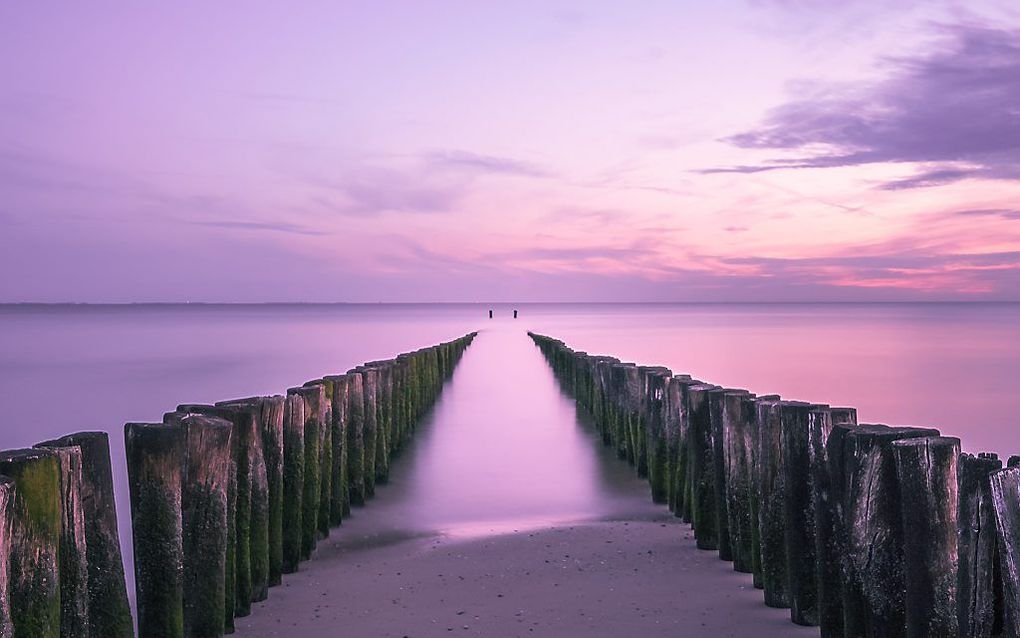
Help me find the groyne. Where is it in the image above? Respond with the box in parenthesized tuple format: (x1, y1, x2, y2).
(529, 332, 1017, 638)
(0, 332, 475, 637)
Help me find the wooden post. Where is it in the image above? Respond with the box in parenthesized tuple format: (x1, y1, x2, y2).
(990, 467, 1020, 636)
(346, 372, 366, 507)
(281, 393, 304, 574)
(177, 403, 270, 611)
(688, 383, 721, 550)
(892, 436, 960, 638)
(841, 425, 939, 637)
(708, 388, 736, 562)
(218, 396, 285, 588)
(0, 477, 13, 638)
(324, 375, 350, 526)
(812, 409, 858, 638)
(34, 445, 89, 637)
(0, 449, 62, 638)
(755, 395, 787, 607)
(286, 385, 323, 560)
(302, 380, 333, 540)
(354, 366, 379, 499)
(958, 453, 1004, 638)
(779, 401, 826, 626)
(722, 389, 756, 574)
(163, 413, 233, 638)
(125, 424, 185, 638)
(643, 367, 673, 504)
(36, 432, 132, 638)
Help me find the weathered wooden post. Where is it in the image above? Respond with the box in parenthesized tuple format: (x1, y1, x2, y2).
(325, 375, 350, 525)
(1009, 456, 1020, 469)
(755, 395, 787, 607)
(780, 401, 828, 626)
(346, 372, 366, 507)
(125, 423, 185, 638)
(281, 393, 305, 573)
(643, 367, 673, 504)
(177, 403, 270, 611)
(958, 453, 1004, 638)
(663, 375, 686, 515)
(811, 409, 857, 638)
(990, 467, 1020, 636)
(36, 432, 133, 637)
(34, 444, 89, 637)
(707, 387, 737, 562)
(287, 385, 323, 560)
(841, 425, 939, 637)
(0, 449, 62, 638)
(892, 436, 960, 638)
(354, 366, 379, 499)
(218, 395, 285, 588)
(163, 413, 233, 638)
(688, 383, 721, 550)
(0, 477, 12, 638)
(303, 380, 333, 540)
(722, 389, 756, 574)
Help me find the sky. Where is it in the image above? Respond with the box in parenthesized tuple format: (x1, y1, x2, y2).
(2, 1, 1020, 302)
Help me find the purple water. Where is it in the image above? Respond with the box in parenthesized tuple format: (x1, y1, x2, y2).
(1, 302, 1018, 614)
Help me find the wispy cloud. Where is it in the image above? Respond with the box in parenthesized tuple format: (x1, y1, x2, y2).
(193, 220, 327, 236)
(423, 150, 551, 178)
(708, 24, 1020, 188)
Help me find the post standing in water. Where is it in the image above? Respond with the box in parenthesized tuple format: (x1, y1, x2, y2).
(489, 309, 493, 319)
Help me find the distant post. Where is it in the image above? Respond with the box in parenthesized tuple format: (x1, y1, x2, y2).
(489, 309, 493, 318)
(514, 309, 518, 318)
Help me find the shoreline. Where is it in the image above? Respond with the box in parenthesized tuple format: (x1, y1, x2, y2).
(236, 514, 815, 637)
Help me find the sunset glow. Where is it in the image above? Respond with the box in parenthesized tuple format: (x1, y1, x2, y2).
(3, 1, 1020, 301)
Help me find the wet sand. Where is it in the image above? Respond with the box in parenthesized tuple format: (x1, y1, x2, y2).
(235, 326, 815, 636)
(236, 510, 814, 637)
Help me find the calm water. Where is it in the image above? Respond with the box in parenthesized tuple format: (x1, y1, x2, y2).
(1, 302, 1019, 606)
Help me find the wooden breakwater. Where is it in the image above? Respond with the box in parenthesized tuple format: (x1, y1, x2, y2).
(0, 333, 475, 638)
(529, 332, 1019, 638)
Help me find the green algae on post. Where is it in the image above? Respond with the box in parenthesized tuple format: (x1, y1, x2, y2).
(33, 444, 89, 637)
(281, 393, 305, 573)
(165, 413, 233, 638)
(125, 423, 185, 638)
(0, 448, 62, 638)
(37, 432, 133, 638)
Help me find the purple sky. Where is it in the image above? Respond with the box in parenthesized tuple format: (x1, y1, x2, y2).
(2, 1, 1020, 302)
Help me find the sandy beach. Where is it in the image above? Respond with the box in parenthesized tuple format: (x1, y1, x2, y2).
(236, 506, 814, 638)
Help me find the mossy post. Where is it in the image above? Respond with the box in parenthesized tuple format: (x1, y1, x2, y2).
(721, 389, 755, 574)
(780, 401, 826, 626)
(219, 396, 285, 588)
(643, 368, 672, 505)
(664, 375, 689, 515)
(755, 396, 788, 608)
(302, 380, 333, 539)
(288, 384, 323, 560)
(369, 363, 392, 483)
(0, 449, 61, 638)
(958, 453, 1004, 638)
(0, 477, 13, 638)
(687, 383, 720, 550)
(346, 372, 366, 507)
(281, 393, 304, 574)
(813, 410, 858, 638)
(989, 467, 1020, 635)
(892, 436, 960, 638)
(707, 388, 735, 562)
(125, 424, 185, 638)
(177, 403, 270, 612)
(841, 425, 939, 637)
(356, 366, 379, 499)
(37, 432, 132, 638)
(744, 393, 770, 589)
(325, 375, 350, 525)
(165, 413, 232, 638)
(34, 445, 89, 637)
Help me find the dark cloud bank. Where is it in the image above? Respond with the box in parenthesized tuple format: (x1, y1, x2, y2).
(710, 24, 1020, 188)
